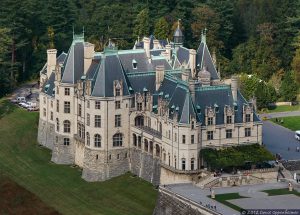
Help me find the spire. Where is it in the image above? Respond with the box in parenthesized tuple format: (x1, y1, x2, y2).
(177, 19, 181, 29)
(173, 19, 183, 46)
(201, 28, 207, 44)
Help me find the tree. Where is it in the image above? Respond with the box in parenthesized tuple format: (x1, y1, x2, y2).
(291, 35, 300, 85)
(154, 17, 169, 40)
(133, 8, 150, 38)
(279, 72, 298, 102)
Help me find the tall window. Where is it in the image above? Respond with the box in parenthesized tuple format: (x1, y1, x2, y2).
(95, 115, 101, 127)
(63, 138, 70, 146)
(115, 115, 121, 127)
(191, 121, 195, 129)
(115, 101, 121, 109)
(115, 88, 121, 96)
(78, 104, 82, 117)
(87, 113, 90, 126)
(137, 102, 142, 111)
(113, 133, 123, 147)
(182, 159, 186, 170)
(208, 117, 213, 125)
(43, 108, 46, 117)
(245, 128, 251, 137)
(64, 101, 70, 113)
(95, 101, 101, 109)
(56, 118, 59, 132)
(51, 101, 53, 108)
(50, 111, 53, 120)
(226, 129, 232, 139)
(64, 120, 71, 133)
(56, 100, 59, 112)
(191, 158, 195, 170)
(94, 134, 101, 147)
(207, 131, 213, 140)
(87, 100, 90, 108)
(56, 86, 59, 95)
(182, 135, 186, 144)
(65, 88, 70, 96)
(191, 135, 194, 144)
(226, 115, 232, 124)
(246, 114, 251, 122)
(86, 132, 90, 146)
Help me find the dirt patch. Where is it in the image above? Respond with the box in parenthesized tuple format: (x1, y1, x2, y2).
(0, 176, 60, 215)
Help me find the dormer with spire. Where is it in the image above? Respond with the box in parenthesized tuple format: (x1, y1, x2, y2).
(173, 19, 183, 47)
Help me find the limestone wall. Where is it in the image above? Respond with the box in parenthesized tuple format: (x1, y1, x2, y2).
(51, 134, 75, 164)
(37, 118, 55, 150)
(160, 167, 194, 185)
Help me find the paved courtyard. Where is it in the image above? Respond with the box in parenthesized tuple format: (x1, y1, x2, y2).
(167, 182, 299, 215)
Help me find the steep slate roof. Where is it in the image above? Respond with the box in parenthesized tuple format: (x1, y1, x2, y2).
(91, 54, 131, 97)
(127, 73, 156, 93)
(196, 42, 219, 80)
(177, 46, 190, 65)
(118, 50, 153, 73)
(152, 58, 172, 70)
(42, 72, 55, 96)
(61, 41, 84, 84)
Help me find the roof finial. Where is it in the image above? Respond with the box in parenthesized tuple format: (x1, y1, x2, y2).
(177, 18, 181, 29)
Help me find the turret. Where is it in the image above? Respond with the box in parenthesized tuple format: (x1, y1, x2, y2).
(173, 19, 183, 46)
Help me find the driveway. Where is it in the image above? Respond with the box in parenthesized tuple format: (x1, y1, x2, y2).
(260, 111, 300, 119)
(263, 120, 300, 160)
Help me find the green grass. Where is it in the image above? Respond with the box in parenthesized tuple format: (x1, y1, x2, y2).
(261, 105, 300, 113)
(270, 116, 300, 131)
(262, 188, 300, 197)
(0, 99, 158, 215)
(211, 192, 247, 212)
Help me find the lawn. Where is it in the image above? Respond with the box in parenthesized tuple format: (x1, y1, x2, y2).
(262, 188, 300, 197)
(211, 192, 247, 212)
(0, 99, 158, 215)
(262, 105, 300, 113)
(270, 116, 300, 131)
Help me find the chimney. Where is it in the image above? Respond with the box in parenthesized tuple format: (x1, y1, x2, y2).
(84, 42, 95, 74)
(143, 37, 151, 59)
(231, 76, 238, 102)
(189, 49, 196, 78)
(156, 65, 165, 90)
(153, 39, 160, 49)
(189, 80, 196, 102)
(47, 49, 57, 78)
(165, 44, 172, 61)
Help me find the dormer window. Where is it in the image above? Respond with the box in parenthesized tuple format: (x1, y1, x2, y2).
(234, 103, 238, 111)
(132, 59, 137, 69)
(208, 117, 213, 126)
(214, 104, 219, 113)
(196, 105, 201, 114)
(246, 114, 251, 123)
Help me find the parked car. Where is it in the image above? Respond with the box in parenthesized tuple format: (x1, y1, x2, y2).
(27, 106, 39, 111)
(295, 131, 300, 141)
(19, 102, 30, 108)
(11, 96, 26, 103)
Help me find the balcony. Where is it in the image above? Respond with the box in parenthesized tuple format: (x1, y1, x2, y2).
(134, 125, 162, 139)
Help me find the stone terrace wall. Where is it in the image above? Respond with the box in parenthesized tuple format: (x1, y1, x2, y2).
(37, 118, 55, 150)
(130, 148, 161, 186)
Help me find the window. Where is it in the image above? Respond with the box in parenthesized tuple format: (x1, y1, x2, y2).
(94, 134, 101, 147)
(246, 114, 251, 122)
(191, 135, 194, 144)
(182, 159, 186, 170)
(245, 128, 251, 137)
(208, 117, 213, 125)
(117, 154, 120, 159)
(56, 86, 59, 95)
(64, 101, 70, 113)
(191, 158, 195, 170)
(78, 104, 82, 117)
(115, 101, 121, 109)
(87, 101, 90, 108)
(113, 133, 123, 147)
(182, 135, 186, 144)
(115, 88, 121, 96)
(50, 111, 53, 120)
(95, 115, 101, 128)
(43, 108, 46, 117)
(87, 113, 90, 126)
(207, 131, 213, 140)
(56, 100, 59, 112)
(86, 132, 90, 146)
(125, 153, 127, 158)
(109, 154, 111, 160)
(64, 120, 71, 133)
(226, 129, 232, 139)
(51, 101, 53, 108)
(95, 101, 101, 109)
(191, 121, 195, 129)
(56, 118, 59, 132)
(168, 130, 171, 139)
(65, 88, 70, 96)
(115, 115, 121, 127)
(96, 155, 99, 160)
(226, 115, 232, 124)
(56, 136, 58, 143)
(137, 102, 142, 111)
(63, 138, 70, 146)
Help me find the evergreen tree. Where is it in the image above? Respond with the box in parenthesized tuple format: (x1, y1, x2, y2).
(133, 8, 150, 38)
(279, 72, 298, 102)
(291, 35, 300, 85)
(154, 17, 169, 40)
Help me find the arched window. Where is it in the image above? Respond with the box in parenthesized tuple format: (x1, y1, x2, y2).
(191, 158, 195, 170)
(182, 158, 186, 170)
(135, 116, 144, 126)
(63, 120, 70, 133)
(113, 133, 123, 147)
(94, 134, 101, 147)
(86, 132, 90, 146)
(56, 118, 59, 132)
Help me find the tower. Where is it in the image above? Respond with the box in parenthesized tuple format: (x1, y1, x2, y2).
(173, 19, 183, 46)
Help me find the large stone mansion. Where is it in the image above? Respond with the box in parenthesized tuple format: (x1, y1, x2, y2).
(38, 24, 262, 185)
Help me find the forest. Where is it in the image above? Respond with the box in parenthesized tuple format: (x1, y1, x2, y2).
(0, 0, 299, 107)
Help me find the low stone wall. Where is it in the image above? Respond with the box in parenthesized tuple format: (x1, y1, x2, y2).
(130, 148, 161, 186)
(37, 118, 55, 150)
(153, 188, 219, 215)
(51, 134, 75, 164)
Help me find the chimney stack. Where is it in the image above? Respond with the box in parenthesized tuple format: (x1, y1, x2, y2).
(165, 44, 172, 61)
(156, 65, 165, 90)
(153, 39, 160, 49)
(84, 42, 95, 74)
(143, 37, 151, 59)
(47, 49, 57, 78)
(189, 49, 196, 78)
(231, 76, 238, 102)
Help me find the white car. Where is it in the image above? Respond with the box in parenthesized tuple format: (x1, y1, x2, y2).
(295, 131, 300, 141)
